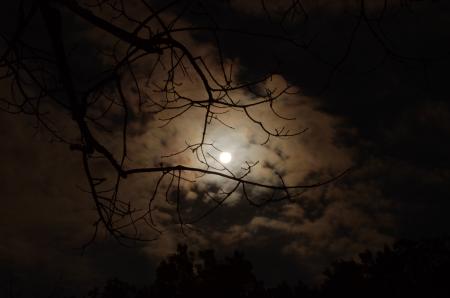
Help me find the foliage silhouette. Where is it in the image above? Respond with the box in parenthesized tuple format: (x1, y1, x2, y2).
(151, 244, 261, 298)
(321, 237, 450, 297)
(85, 238, 450, 298)
(4, 238, 449, 297)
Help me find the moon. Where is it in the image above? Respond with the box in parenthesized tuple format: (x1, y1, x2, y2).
(219, 151, 232, 164)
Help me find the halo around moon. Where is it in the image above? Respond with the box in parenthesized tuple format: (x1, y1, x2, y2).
(219, 151, 232, 164)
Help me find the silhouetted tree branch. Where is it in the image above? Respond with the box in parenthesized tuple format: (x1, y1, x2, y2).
(0, 0, 357, 244)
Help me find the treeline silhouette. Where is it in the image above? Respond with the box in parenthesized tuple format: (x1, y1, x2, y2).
(13, 238, 450, 298)
(84, 237, 450, 298)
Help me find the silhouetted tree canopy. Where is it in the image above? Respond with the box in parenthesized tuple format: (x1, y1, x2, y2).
(3, 237, 450, 297)
(72, 237, 450, 298)
(152, 244, 261, 298)
(321, 238, 450, 297)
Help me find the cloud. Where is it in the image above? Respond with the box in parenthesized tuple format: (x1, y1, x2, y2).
(208, 176, 396, 282)
(3, 0, 450, 289)
(2, 0, 357, 284)
(229, 0, 421, 18)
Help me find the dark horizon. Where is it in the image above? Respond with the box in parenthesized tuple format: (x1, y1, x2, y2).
(5, 237, 450, 297)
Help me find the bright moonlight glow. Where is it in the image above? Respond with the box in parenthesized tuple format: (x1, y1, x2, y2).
(219, 151, 232, 164)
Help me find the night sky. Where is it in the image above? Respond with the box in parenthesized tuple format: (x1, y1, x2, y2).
(1, 0, 450, 296)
